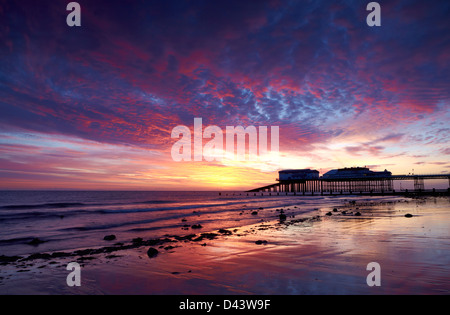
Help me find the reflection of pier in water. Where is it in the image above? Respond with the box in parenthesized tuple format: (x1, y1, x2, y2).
(248, 174, 450, 196)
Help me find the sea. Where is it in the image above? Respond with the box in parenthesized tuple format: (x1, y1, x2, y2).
(1, 190, 449, 295)
(0, 190, 362, 257)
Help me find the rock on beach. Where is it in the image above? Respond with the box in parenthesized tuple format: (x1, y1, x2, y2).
(147, 247, 159, 258)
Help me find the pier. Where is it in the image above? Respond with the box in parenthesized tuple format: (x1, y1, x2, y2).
(247, 173, 450, 196)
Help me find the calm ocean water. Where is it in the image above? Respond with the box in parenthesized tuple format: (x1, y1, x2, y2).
(0, 190, 357, 257)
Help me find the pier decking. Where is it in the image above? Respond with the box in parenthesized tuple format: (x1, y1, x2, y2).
(247, 174, 450, 196)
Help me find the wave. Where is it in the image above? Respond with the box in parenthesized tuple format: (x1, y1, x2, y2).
(0, 236, 37, 245)
(0, 201, 224, 224)
(0, 210, 83, 222)
(0, 199, 178, 211)
(131, 200, 173, 205)
(0, 202, 86, 210)
(60, 217, 165, 232)
(0, 196, 308, 225)
(98, 203, 221, 214)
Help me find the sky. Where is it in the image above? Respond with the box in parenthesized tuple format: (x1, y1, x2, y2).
(0, 0, 449, 190)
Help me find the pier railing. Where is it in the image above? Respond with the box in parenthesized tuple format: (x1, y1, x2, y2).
(247, 173, 450, 195)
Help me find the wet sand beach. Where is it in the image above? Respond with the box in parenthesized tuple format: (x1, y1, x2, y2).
(0, 195, 449, 295)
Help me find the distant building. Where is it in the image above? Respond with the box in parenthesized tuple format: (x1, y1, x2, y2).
(322, 167, 391, 179)
(278, 169, 320, 181)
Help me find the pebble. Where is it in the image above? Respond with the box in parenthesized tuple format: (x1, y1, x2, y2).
(103, 235, 116, 241)
(147, 247, 159, 258)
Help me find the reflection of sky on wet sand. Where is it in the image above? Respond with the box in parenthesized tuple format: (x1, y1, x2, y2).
(79, 197, 449, 294)
(142, 197, 450, 294)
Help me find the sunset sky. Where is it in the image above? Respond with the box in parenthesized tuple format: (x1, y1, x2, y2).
(0, 0, 449, 190)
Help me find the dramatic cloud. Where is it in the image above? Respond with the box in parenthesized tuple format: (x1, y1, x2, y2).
(0, 0, 449, 189)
